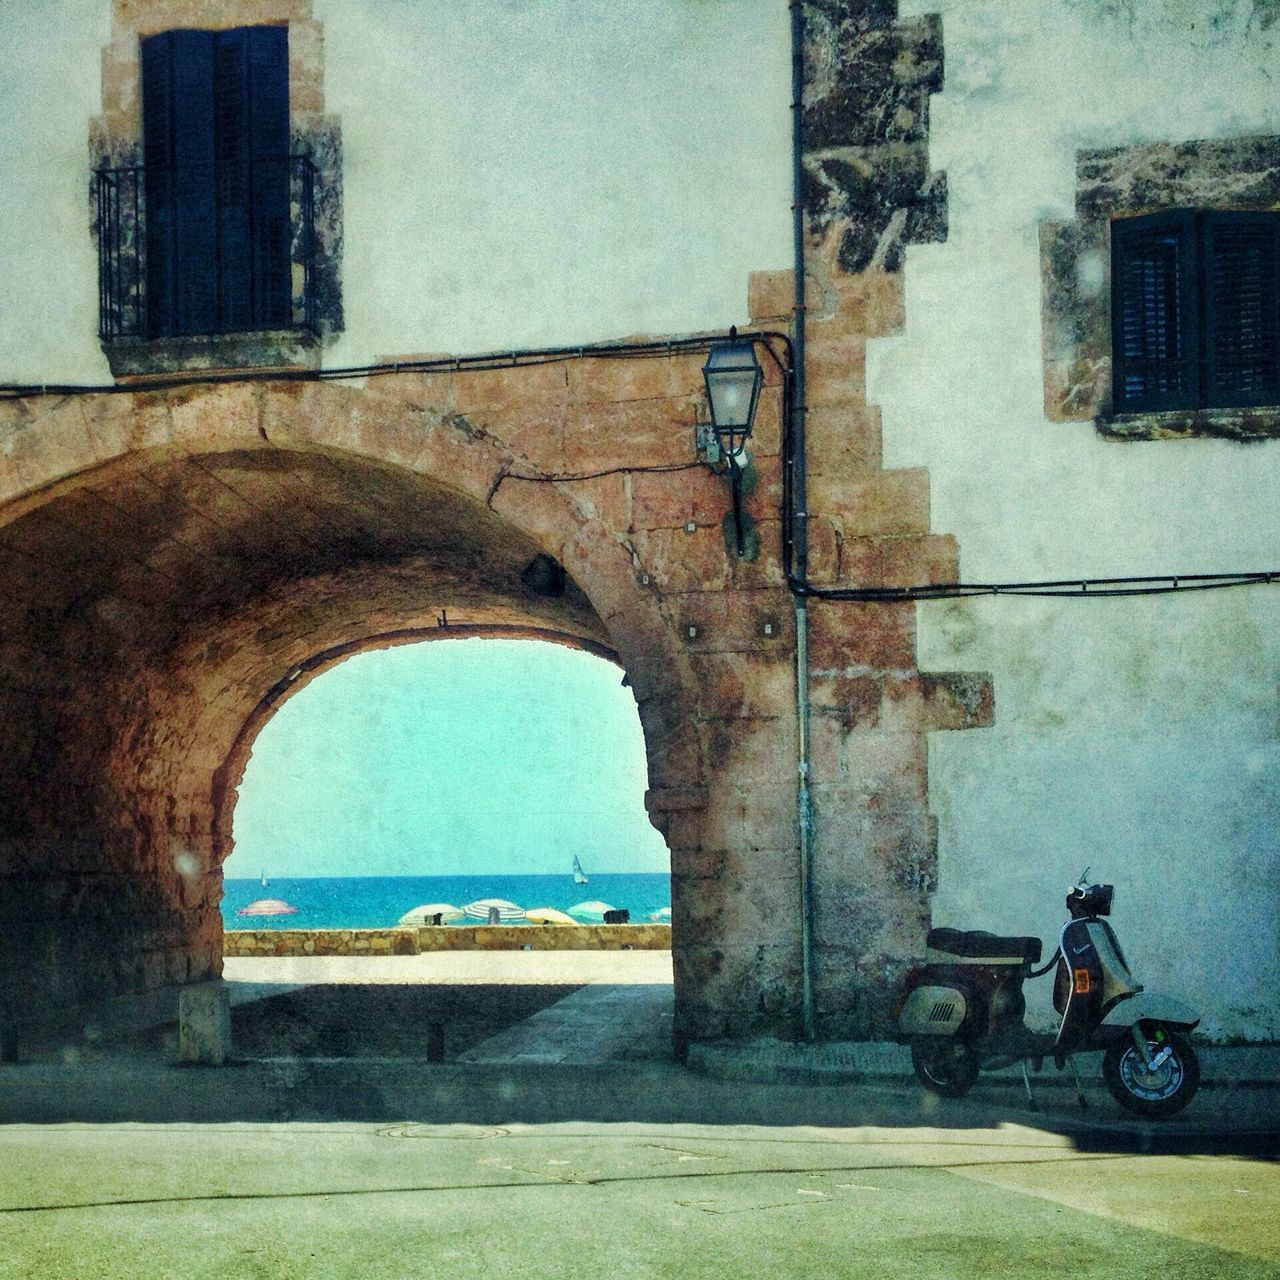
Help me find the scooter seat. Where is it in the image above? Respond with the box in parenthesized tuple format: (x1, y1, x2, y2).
(927, 927, 1042, 965)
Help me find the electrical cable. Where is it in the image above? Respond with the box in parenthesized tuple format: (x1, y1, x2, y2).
(0, 330, 775, 401)
(788, 571, 1277, 601)
(487, 461, 706, 508)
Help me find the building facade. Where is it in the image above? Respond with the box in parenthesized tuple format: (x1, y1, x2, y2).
(0, 0, 1275, 1048)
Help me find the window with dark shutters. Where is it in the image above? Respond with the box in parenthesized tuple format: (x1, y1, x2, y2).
(1204, 212, 1279, 408)
(1111, 209, 1280, 414)
(141, 26, 290, 339)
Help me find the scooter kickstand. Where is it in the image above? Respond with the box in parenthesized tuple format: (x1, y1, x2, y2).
(1066, 1054, 1089, 1110)
(1021, 1060, 1038, 1111)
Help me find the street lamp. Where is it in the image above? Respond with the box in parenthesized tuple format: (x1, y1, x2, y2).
(702, 326, 763, 459)
(702, 327, 763, 556)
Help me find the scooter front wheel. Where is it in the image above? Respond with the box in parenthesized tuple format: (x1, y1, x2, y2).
(1103, 1023, 1199, 1118)
(911, 1038, 980, 1098)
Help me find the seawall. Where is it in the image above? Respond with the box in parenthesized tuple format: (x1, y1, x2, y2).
(224, 924, 672, 956)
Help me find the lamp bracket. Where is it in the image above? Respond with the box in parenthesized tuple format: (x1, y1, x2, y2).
(695, 420, 722, 465)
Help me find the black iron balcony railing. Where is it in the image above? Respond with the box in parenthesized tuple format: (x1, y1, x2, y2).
(93, 154, 318, 342)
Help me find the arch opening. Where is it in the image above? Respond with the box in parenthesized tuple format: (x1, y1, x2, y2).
(219, 635, 674, 1061)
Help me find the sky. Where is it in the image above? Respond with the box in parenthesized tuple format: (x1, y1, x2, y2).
(224, 637, 670, 879)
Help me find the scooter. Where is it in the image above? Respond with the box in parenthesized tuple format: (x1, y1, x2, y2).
(897, 871, 1201, 1117)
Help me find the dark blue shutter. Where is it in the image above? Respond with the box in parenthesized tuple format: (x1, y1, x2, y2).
(1110, 211, 1199, 413)
(214, 29, 252, 330)
(1204, 211, 1279, 409)
(141, 33, 177, 337)
(142, 30, 216, 337)
(143, 25, 288, 338)
(246, 26, 291, 328)
(170, 31, 217, 336)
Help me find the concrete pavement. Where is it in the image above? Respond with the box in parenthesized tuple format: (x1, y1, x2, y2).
(0, 1112, 1276, 1279)
(223, 949, 675, 988)
(4, 949, 1279, 1277)
(456, 982, 674, 1065)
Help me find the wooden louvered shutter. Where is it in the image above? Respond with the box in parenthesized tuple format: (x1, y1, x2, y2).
(143, 30, 217, 338)
(212, 26, 290, 331)
(213, 29, 252, 331)
(143, 26, 288, 338)
(1110, 211, 1199, 413)
(141, 34, 176, 337)
(1204, 211, 1279, 409)
(245, 26, 291, 328)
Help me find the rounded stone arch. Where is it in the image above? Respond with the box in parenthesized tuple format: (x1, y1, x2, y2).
(0, 376, 711, 1035)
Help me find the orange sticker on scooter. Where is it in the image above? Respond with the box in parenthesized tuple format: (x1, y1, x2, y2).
(1072, 968, 1091, 994)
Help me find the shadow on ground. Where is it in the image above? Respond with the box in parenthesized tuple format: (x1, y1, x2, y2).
(3, 1057, 1277, 1162)
(3, 979, 1276, 1161)
(227, 983, 584, 1060)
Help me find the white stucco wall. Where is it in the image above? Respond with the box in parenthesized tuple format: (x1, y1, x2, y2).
(0, 0, 112, 383)
(0, 1, 791, 383)
(317, 0, 793, 365)
(877, 0, 1280, 1038)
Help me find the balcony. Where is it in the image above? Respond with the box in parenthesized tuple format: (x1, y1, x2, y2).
(93, 155, 319, 372)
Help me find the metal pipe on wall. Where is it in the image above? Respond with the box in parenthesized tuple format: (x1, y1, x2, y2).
(789, 0, 816, 1042)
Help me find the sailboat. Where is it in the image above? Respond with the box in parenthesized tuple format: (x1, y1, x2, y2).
(260, 869, 268, 887)
(572, 855, 588, 885)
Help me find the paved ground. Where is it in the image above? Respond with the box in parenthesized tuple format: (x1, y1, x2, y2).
(3, 953, 1276, 1277)
(231, 983, 589, 1061)
(223, 950, 675, 989)
(223, 952, 674, 1063)
(456, 982, 674, 1065)
(0, 1112, 1276, 1279)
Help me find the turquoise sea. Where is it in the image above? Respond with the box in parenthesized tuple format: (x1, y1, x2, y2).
(222, 872, 672, 930)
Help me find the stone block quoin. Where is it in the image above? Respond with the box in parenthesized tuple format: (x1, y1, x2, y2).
(795, 0, 994, 1037)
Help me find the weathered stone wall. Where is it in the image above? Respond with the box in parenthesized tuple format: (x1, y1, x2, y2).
(0, 352, 782, 1045)
(783, 2, 993, 1037)
(224, 925, 673, 956)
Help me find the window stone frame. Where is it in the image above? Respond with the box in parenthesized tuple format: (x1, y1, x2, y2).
(1040, 134, 1280, 441)
(89, 0, 343, 378)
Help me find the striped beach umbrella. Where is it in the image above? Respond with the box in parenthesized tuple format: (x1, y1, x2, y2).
(462, 898, 526, 922)
(237, 898, 297, 917)
(398, 903, 465, 925)
(524, 906, 579, 925)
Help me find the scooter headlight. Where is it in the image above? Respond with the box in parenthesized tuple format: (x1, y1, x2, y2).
(1088, 884, 1114, 916)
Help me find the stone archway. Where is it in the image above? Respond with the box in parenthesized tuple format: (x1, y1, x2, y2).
(0, 359, 780, 1050)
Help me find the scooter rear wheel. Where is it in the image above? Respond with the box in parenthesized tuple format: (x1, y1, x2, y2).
(1103, 1023, 1200, 1118)
(911, 1038, 980, 1098)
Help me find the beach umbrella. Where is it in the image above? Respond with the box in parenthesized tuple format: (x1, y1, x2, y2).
(398, 903, 465, 925)
(237, 898, 297, 917)
(567, 900, 616, 922)
(524, 906, 579, 925)
(462, 898, 526, 922)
